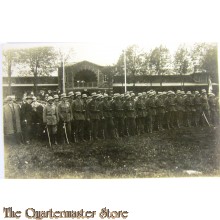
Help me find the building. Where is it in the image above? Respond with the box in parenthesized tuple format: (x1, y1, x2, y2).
(58, 60, 111, 93)
(2, 61, 219, 98)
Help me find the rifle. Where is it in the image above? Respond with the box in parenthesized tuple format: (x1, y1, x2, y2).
(63, 122, 70, 144)
(46, 125, 52, 147)
(202, 112, 211, 127)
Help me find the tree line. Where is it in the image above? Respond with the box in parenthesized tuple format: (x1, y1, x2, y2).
(2, 43, 218, 95)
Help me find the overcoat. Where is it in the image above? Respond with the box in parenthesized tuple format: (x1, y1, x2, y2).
(3, 103, 22, 135)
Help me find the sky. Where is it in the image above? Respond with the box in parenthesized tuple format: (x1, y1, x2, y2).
(2, 41, 194, 68)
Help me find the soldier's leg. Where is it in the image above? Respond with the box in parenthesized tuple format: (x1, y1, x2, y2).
(131, 117, 137, 136)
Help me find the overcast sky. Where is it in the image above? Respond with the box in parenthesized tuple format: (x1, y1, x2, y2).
(3, 41, 193, 67)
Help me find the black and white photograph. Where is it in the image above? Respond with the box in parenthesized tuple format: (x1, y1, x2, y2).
(2, 42, 219, 179)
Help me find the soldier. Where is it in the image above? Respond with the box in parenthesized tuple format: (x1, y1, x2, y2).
(135, 93, 146, 134)
(102, 93, 116, 139)
(87, 92, 100, 140)
(97, 94, 105, 139)
(53, 94, 60, 107)
(155, 92, 165, 131)
(31, 96, 43, 140)
(165, 91, 176, 129)
(82, 94, 91, 141)
(184, 91, 195, 127)
(200, 89, 210, 126)
(58, 93, 73, 144)
(3, 96, 22, 145)
(20, 96, 34, 144)
(193, 91, 202, 127)
(43, 96, 59, 145)
(72, 91, 86, 142)
(175, 90, 185, 128)
(208, 93, 218, 126)
(146, 92, 156, 133)
(123, 94, 136, 136)
(112, 93, 125, 137)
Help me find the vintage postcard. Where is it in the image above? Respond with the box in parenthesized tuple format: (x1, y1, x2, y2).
(2, 42, 219, 179)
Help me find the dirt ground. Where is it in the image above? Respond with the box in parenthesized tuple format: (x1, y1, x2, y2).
(4, 126, 220, 178)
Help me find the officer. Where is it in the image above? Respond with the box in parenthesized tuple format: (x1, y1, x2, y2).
(58, 93, 73, 144)
(87, 92, 100, 140)
(20, 95, 33, 144)
(3, 96, 22, 145)
(72, 91, 86, 142)
(135, 93, 146, 134)
(43, 96, 59, 145)
(31, 96, 43, 140)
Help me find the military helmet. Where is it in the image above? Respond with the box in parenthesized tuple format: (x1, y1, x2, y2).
(75, 91, 81, 96)
(26, 95, 33, 100)
(47, 96, 54, 101)
(68, 91, 74, 97)
(54, 94, 59, 99)
(82, 94, 87, 98)
(60, 93, 67, 99)
(186, 91, 192, 95)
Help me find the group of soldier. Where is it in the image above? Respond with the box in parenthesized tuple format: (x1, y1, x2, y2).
(3, 88, 219, 146)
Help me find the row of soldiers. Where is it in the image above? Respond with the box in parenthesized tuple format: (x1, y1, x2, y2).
(3, 89, 219, 146)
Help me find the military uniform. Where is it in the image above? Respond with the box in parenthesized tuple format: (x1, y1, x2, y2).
(58, 96, 73, 143)
(43, 98, 59, 145)
(146, 94, 156, 133)
(155, 94, 165, 131)
(174, 93, 185, 128)
(87, 94, 100, 140)
(184, 92, 194, 127)
(193, 93, 202, 126)
(72, 94, 86, 142)
(112, 96, 125, 137)
(102, 95, 116, 139)
(208, 94, 218, 126)
(165, 92, 176, 129)
(135, 95, 146, 134)
(200, 91, 210, 126)
(123, 96, 136, 136)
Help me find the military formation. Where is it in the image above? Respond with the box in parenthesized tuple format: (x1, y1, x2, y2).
(3, 89, 219, 146)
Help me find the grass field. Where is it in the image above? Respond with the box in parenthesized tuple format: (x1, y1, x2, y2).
(4, 126, 220, 178)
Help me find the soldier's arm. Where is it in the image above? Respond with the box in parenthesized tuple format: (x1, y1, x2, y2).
(57, 104, 64, 121)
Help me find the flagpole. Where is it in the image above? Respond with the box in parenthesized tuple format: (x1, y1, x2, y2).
(62, 54, 65, 93)
(124, 50, 127, 93)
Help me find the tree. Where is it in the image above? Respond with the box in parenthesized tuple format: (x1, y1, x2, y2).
(149, 45, 172, 75)
(201, 43, 218, 82)
(101, 65, 115, 92)
(2, 48, 19, 95)
(174, 45, 192, 74)
(116, 45, 146, 88)
(17, 47, 57, 94)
